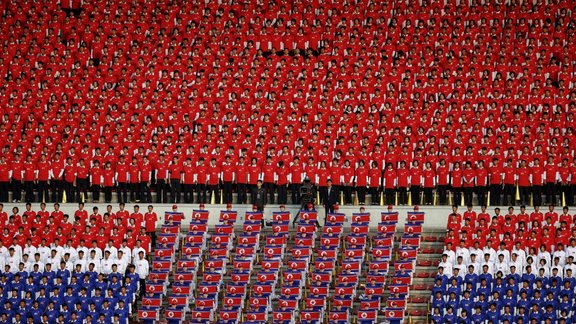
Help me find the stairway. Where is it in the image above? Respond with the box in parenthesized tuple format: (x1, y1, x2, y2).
(405, 228, 446, 323)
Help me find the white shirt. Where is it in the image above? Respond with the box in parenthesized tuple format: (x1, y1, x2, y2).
(7, 254, 19, 273)
(62, 246, 78, 263)
(482, 247, 496, 263)
(443, 249, 456, 265)
(512, 247, 527, 265)
(494, 260, 509, 275)
(496, 249, 510, 264)
(455, 247, 471, 265)
(37, 246, 51, 263)
(553, 250, 566, 267)
(132, 247, 145, 264)
(104, 246, 118, 259)
(438, 261, 453, 275)
(565, 246, 576, 260)
(101, 257, 114, 275)
(135, 258, 149, 278)
(23, 245, 37, 260)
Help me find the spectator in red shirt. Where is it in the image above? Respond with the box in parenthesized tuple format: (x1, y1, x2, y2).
(436, 159, 450, 205)
(63, 157, 77, 203)
(451, 162, 463, 207)
(236, 156, 249, 204)
(155, 154, 169, 204)
(517, 160, 531, 206)
(502, 159, 516, 206)
(531, 158, 544, 207)
(207, 158, 221, 204)
(488, 158, 502, 206)
(368, 161, 381, 206)
(90, 160, 102, 203)
(102, 161, 115, 203)
(383, 163, 397, 205)
(0, 156, 9, 202)
(354, 160, 368, 205)
(140, 156, 152, 203)
(23, 154, 36, 203)
(115, 155, 129, 204)
(11, 154, 23, 203)
(462, 162, 476, 207)
(129, 157, 141, 203)
(144, 205, 157, 246)
(220, 156, 235, 204)
(35, 154, 51, 203)
(168, 156, 182, 204)
(422, 161, 436, 205)
(397, 161, 409, 205)
(76, 159, 89, 203)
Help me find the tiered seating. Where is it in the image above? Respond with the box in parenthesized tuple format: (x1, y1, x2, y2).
(1, 0, 576, 206)
(385, 210, 425, 323)
(139, 211, 186, 322)
(433, 206, 576, 323)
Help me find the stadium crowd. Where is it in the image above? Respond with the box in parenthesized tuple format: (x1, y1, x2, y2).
(0, 202, 156, 323)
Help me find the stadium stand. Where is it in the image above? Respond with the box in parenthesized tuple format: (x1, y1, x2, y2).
(0, 0, 576, 208)
(427, 204, 576, 324)
(0, 201, 432, 323)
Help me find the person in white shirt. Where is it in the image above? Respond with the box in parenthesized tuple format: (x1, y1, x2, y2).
(564, 256, 576, 275)
(119, 242, 131, 265)
(104, 241, 118, 261)
(454, 256, 467, 277)
(468, 254, 481, 275)
(469, 242, 483, 262)
(62, 243, 78, 263)
(101, 251, 114, 275)
(131, 245, 146, 264)
(482, 244, 496, 263)
(480, 254, 494, 275)
(21, 254, 32, 272)
(135, 251, 149, 297)
(76, 240, 89, 260)
(510, 253, 523, 275)
(566, 239, 576, 260)
(0, 241, 8, 261)
(512, 242, 527, 266)
(75, 251, 87, 272)
(49, 240, 64, 259)
(456, 241, 471, 265)
(538, 246, 551, 267)
(554, 243, 567, 267)
(37, 240, 51, 264)
(23, 242, 37, 261)
(438, 254, 453, 275)
(46, 250, 60, 268)
(62, 253, 74, 272)
(89, 242, 102, 261)
(115, 251, 128, 274)
(8, 241, 22, 262)
(494, 254, 509, 275)
(7, 248, 20, 273)
(496, 243, 510, 264)
(443, 243, 456, 265)
(87, 250, 102, 274)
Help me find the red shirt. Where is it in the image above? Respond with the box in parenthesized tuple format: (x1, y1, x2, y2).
(221, 162, 235, 182)
(36, 161, 51, 181)
(168, 162, 182, 180)
(144, 212, 157, 232)
(116, 162, 129, 183)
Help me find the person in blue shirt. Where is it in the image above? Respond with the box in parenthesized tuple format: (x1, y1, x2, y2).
(69, 312, 83, 324)
(476, 279, 490, 299)
(116, 286, 131, 307)
(430, 307, 443, 323)
(114, 300, 129, 323)
(501, 289, 517, 309)
(431, 291, 445, 310)
(485, 302, 499, 323)
(12, 313, 24, 324)
(15, 301, 27, 323)
(543, 291, 557, 310)
(91, 289, 105, 311)
(60, 304, 71, 322)
(500, 305, 514, 323)
(107, 276, 122, 297)
(445, 292, 459, 311)
(104, 289, 118, 310)
(99, 300, 113, 321)
(446, 278, 461, 297)
(459, 291, 474, 316)
(478, 266, 492, 287)
(506, 266, 520, 286)
(443, 306, 457, 323)
(0, 313, 11, 324)
(15, 262, 28, 282)
(44, 301, 59, 322)
(28, 301, 42, 323)
(431, 278, 445, 297)
(458, 309, 471, 324)
(559, 294, 572, 314)
(531, 290, 543, 307)
(10, 275, 24, 295)
(473, 293, 487, 311)
(94, 275, 107, 293)
(49, 287, 62, 309)
(63, 287, 77, 311)
(77, 288, 91, 312)
(87, 303, 99, 320)
(529, 304, 543, 322)
(491, 277, 505, 297)
(516, 306, 528, 323)
(464, 266, 478, 288)
(542, 304, 556, 322)
(29, 264, 43, 285)
(80, 274, 93, 295)
(521, 265, 536, 286)
(56, 262, 71, 284)
(6, 290, 18, 308)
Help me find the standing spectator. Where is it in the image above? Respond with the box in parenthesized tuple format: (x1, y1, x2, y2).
(437, 159, 450, 205)
(517, 160, 531, 206)
(76, 159, 89, 203)
(559, 159, 572, 206)
(182, 158, 195, 203)
(63, 157, 77, 203)
(354, 160, 368, 205)
(368, 161, 381, 205)
(23, 155, 36, 203)
(248, 158, 261, 203)
(128, 157, 140, 203)
(451, 162, 463, 206)
(531, 158, 544, 207)
(102, 162, 115, 203)
(195, 158, 208, 204)
(90, 160, 102, 203)
(488, 158, 503, 206)
(410, 160, 423, 205)
(207, 158, 221, 204)
(135, 251, 149, 299)
(475, 160, 488, 206)
(397, 161, 410, 205)
(0, 156, 9, 202)
(220, 156, 235, 204)
(50, 153, 64, 203)
(252, 180, 267, 212)
(544, 156, 558, 205)
(322, 179, 339, 221)
(340, 160, 354, 205)
(115, 156, 129, 204)
(262, 157, 276, 204)
(235, 156, 248, 204)
(276, 161, 289, 205)
(144, 205, 157, 247)
(502, 160, 516, 206)
(462, 162, 475, 206)
(36, 154, 51, 203)
(289, 157, 304, 205)
(139, 156, 152, 203)
(155, 154, 169, 204)
(168, 156, 182, 204)
(423, 162, 436, 205)
(383, 163, 397, 205)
